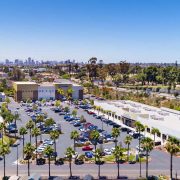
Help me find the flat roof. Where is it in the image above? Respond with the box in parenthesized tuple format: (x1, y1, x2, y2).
(94, 100, 180, 139)
(14, 81, 37, 85)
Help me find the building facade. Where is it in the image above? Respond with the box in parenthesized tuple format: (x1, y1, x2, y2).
(38, 84, 55, 100)
(13, 82, 38, 102)
(13, 81, 83, 102)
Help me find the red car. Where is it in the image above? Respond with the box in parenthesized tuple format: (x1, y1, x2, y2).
(82, 146, 93, 151)
(88, 111, 95, 115)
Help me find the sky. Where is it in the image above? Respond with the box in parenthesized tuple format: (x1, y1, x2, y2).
(0, 0, 180, 63)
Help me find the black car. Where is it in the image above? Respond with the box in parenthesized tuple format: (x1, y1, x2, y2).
(37, 158, 46, 165)
(74, 159, 84, 165)
(55, 158, 64, 165)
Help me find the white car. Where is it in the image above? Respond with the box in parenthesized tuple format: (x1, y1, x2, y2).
(111, 147, 115, 152)
(104, 149, 112, 155)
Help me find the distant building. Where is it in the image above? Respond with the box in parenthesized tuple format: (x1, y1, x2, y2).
(13, 82, 38, 102)
(0, 92, 6, 102)
(38, 83, 55, 100)
(13, 81, 83, 102)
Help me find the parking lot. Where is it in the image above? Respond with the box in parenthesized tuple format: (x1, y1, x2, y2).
(0, 98, 180, 178)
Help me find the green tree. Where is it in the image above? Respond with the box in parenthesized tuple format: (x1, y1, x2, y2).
(44, 145, 54, 178)
(32, 127, 41, 164)
(70, 130, 79, 151)
(135, 121, 145, 177)
(65, 147, 75, 178)
(165, 139, 180, 179)
(23, 143, 35, 176)
(64, 106, 70, 113)
(55, 100, 61, 107)
(72, 109, 77, 117)
(124, 135, 133, 161)
(95, 148, 103, 179)
(26, 120, 34, 144)
(0, 143, 10, 179)
(19, 127, 27, 159)
(141, 137, 154, 178)
(45, 118, 55, 127)
(0, 123, 5, 144)
(36, 115, 44, 141)
(50, 130, 60, 162)
(151, 127, 160, 146)
(113, 145, 124, 179)
(112, 127, 120, 147)
(14, 112, 20, 137)
(89, 130, 100, 161)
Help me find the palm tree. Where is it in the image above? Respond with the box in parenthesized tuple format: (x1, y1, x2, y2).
(0, 143, 10, 179)
(70, 130, 79, 151)
(65, 147, 75, 178)
(124, 135, 133, 161)
(13, 112, 20, 137)
(19, 127, 27, 159)
(72, 109, 77, 117)
(45, 118, 55, 127)
(44, 145, 54, 178)
(89, 130, 100, 162)
(112, 127, 120, 147)
(26, 120, 34, 144)
(141, 137, 154, 178)
(36, 114, 44, 142)
(55, 100, 61, 107)
(0, 122, 5, 144)
(151, 127, 160, 146)
(32, 127, 41, 164)
(57, 88, 64, 100)
(95, 148, 103, 179)
(50, 130, 60, 162)
(66, 87, 74, 102)
(112, 145, 124, 179)
(165, 139, 180, 179)
(24, 143, 35, 176)
(134, 121, 145, 177)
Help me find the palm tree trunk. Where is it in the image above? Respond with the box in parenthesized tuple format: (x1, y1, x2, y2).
(22, 135, 25, 159)
(35, 136, 37, 164)
(127, 144, 130, 161)
(3, 155, 5, 178)
(54, 140, 56, 162)
(48, 156, 51, 177)
(28, 159, 30, 176)
(115, 138, 117, 147)
(146, 151, 148, 178)
(117, 162, 120, 179)
(98, 164, 100, 178)
(29, 129, 32, 144)
(69, 160, 72, 177)
(170, 153, 173, 179)
(154, 134, 156, 146)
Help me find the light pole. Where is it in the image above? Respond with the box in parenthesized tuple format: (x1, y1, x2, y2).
(16, 142, 19, 176)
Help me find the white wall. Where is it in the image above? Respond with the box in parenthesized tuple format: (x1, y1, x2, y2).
(72, 86, 83, 99)
(38, 85, 55, 100)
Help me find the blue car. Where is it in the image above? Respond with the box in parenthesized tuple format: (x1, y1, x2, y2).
(64, 115, 71, 119)
(85, 152, 93, 158)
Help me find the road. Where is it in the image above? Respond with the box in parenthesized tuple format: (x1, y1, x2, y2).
(0, 98, 180, 179)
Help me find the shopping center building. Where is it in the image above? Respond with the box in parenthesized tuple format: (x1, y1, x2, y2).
(94, 100, 180, 144)
(13, 81, 83, 102)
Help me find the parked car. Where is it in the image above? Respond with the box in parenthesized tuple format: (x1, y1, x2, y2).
(85, 152, 93, 158)
(82, 146, 93, 151)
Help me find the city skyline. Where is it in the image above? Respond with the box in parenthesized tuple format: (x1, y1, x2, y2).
(0, 0, 180, 63)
